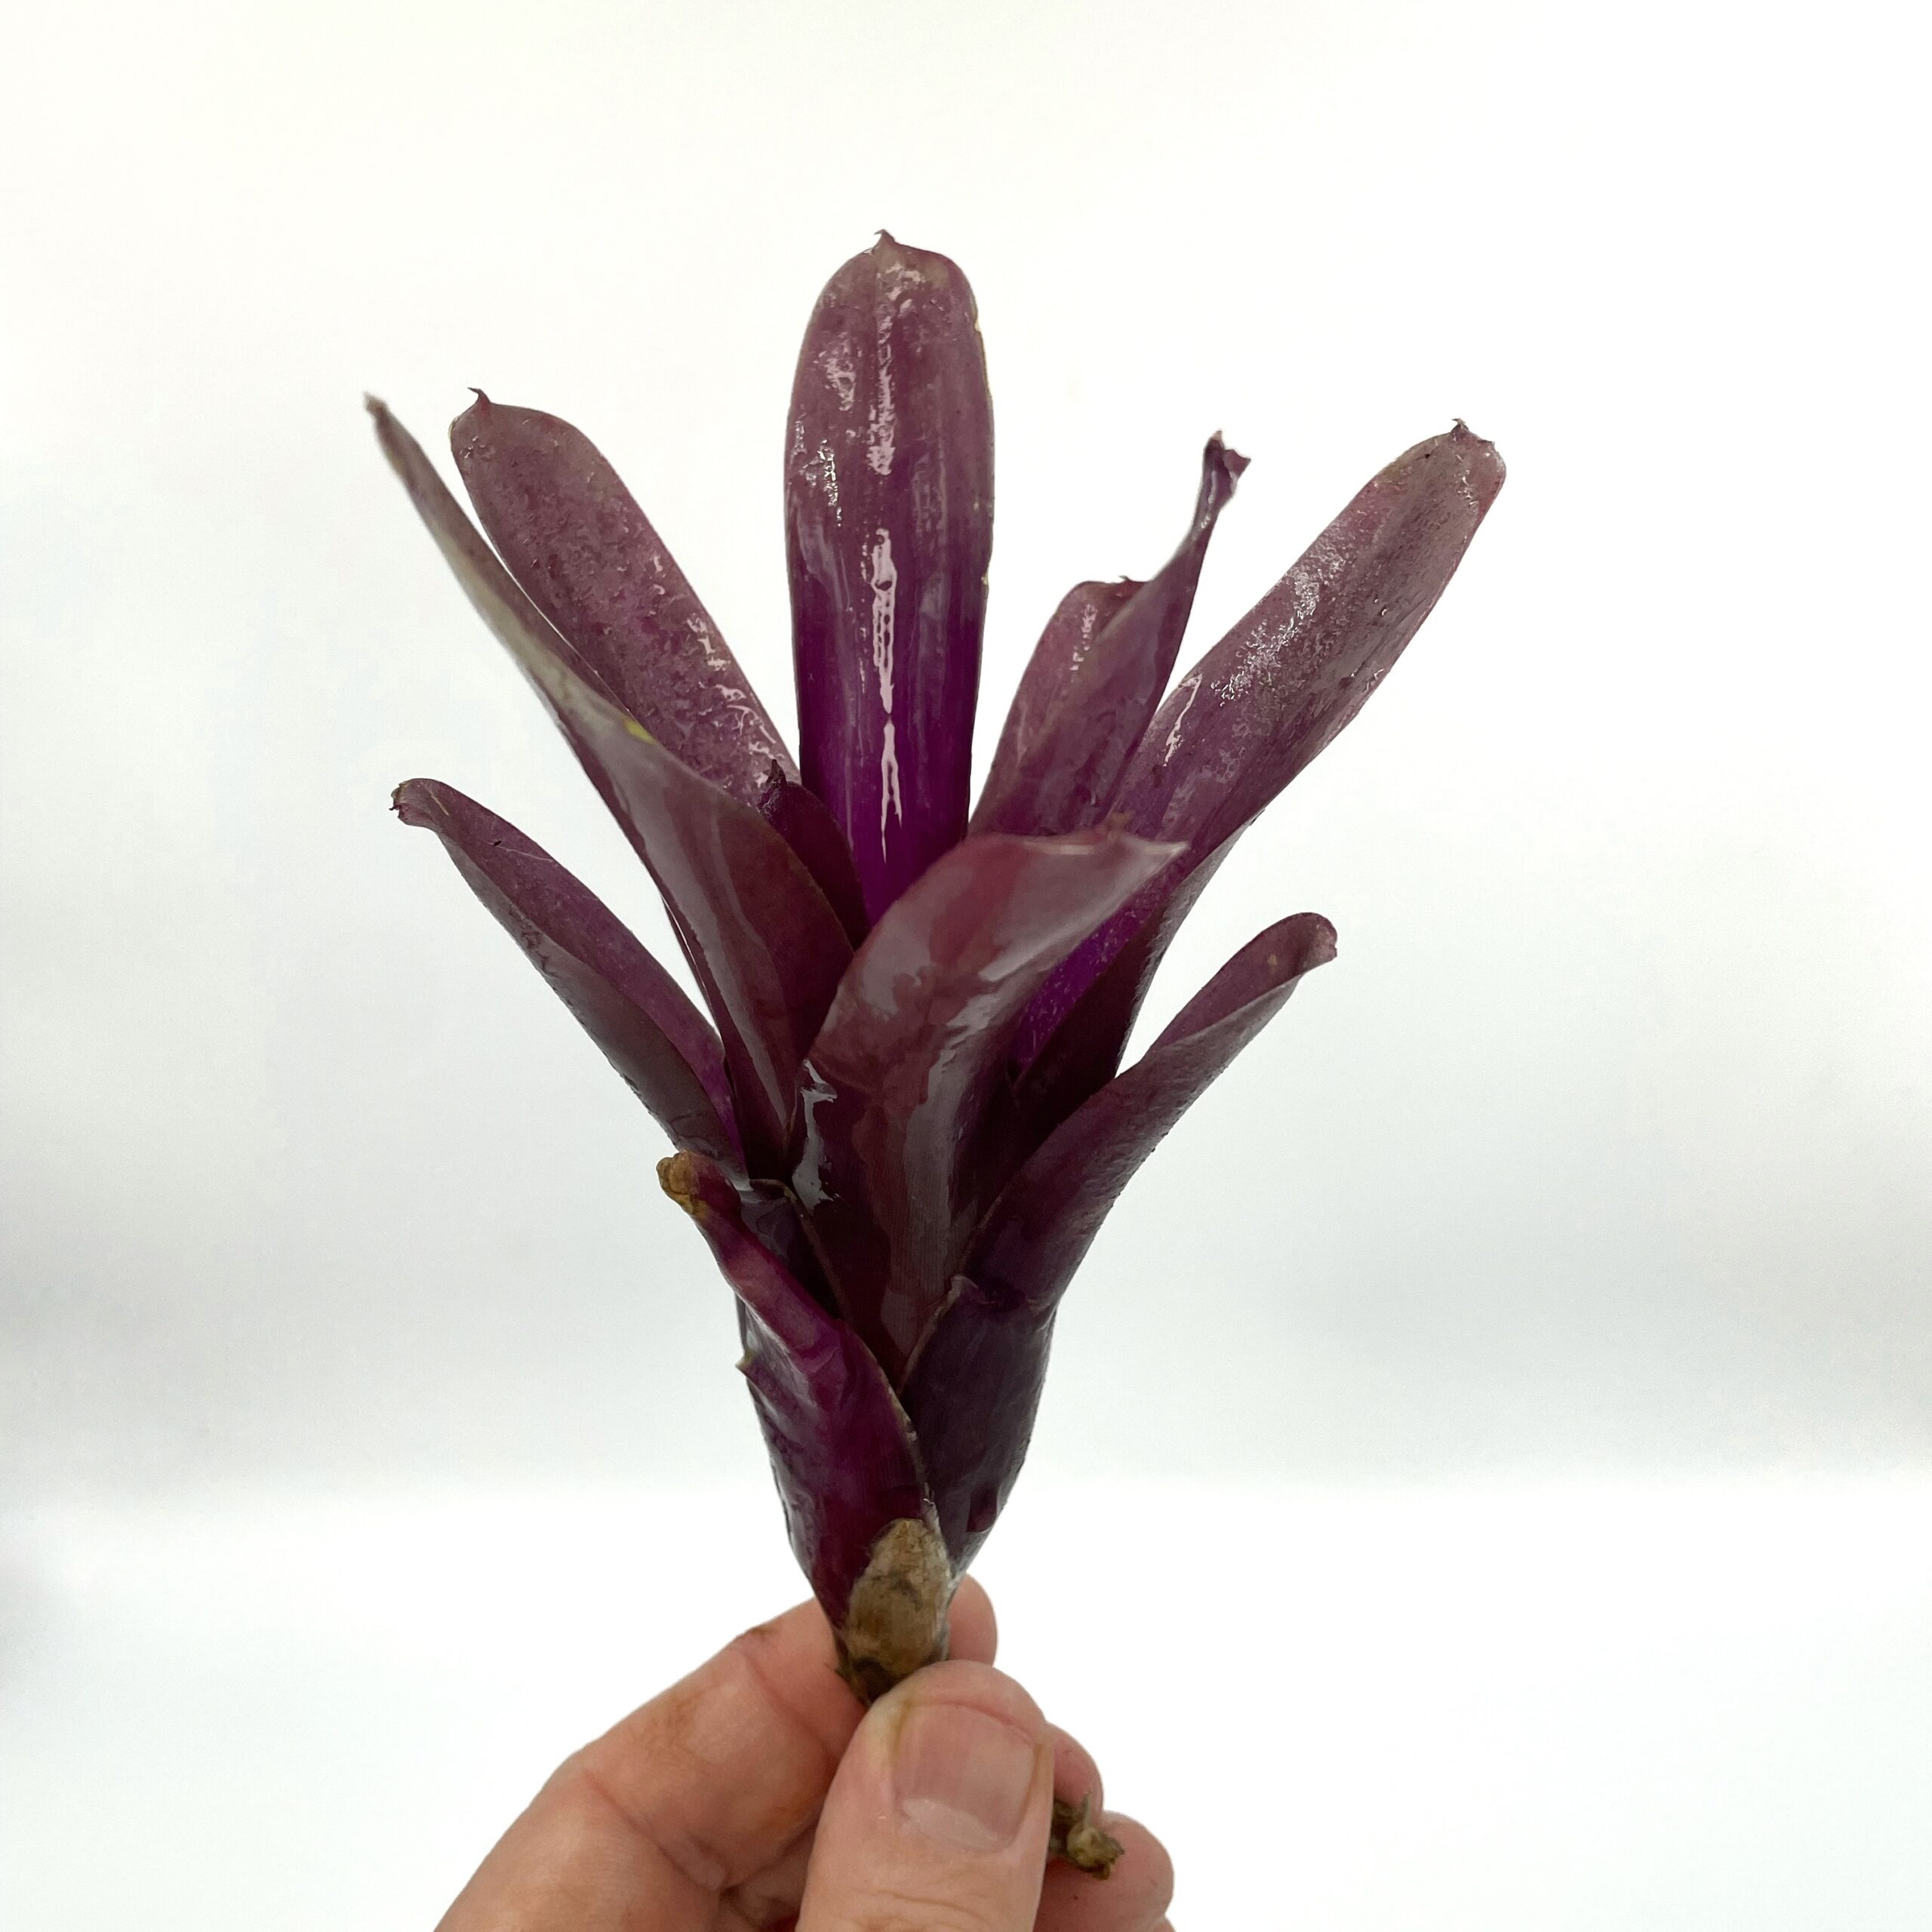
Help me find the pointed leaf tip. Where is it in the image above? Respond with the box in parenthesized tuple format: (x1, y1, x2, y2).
(1212, 432, 1253, 484)
(973, 431, 1247, 838)
(1011, 422, 1503, 1116)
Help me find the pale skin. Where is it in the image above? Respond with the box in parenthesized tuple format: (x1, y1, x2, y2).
(436, 1578, 1175, 1932)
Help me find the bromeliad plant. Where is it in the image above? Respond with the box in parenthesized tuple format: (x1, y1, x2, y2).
(374, 235, 1502, 1711)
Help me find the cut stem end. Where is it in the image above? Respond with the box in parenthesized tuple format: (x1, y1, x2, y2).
(832, 1516, 953, 1703)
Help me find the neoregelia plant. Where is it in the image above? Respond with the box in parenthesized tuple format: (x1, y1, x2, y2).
(374, 234, 1502, 1721)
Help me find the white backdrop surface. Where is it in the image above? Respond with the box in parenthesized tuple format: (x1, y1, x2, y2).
(2, 0, 1927, 1924)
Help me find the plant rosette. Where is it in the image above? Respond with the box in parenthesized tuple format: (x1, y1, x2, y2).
(374, 232, 1502, 1875)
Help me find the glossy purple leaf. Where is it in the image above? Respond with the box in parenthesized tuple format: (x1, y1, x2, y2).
(1014, 422, 1505, 1109)
(785, 234, 994, 924)
(792, 829, 1180, 1381)
(566, 721, 852, 1179)
(451, 394, 795, 806)
(369, 395, 626, 722)
(659, 1152, 936, 1639)
(392, 778, 739, 1169)
(758, 764, 870, 949)
(1009, 854, 1224, 1143)
(371, 398, 854, 1175)
(734, 1176, 836, 1318)
(906, 912, 1337, 1563)
(972, 435, 1248, 837)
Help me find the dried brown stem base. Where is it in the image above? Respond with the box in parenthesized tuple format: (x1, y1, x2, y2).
(834, 1518, 953, 1703)
(834, 1524, 1123, 1880)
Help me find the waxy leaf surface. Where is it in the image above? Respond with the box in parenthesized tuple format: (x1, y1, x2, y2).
(371, 399, 853, 1174)
(906, 911, 1337, 1560)
(896, 1280, 1048, 1571)
(1014, 423, 1503, 1104)
(393, 779, 738, 1168)
(661, 1153, 932, 1625)
(973, 435, 1247, 837)
(758, 764, 870, 949)
(452, 395, 795, 805)
(786, 235, 994, 923)
(793, 829, 1179, 1380)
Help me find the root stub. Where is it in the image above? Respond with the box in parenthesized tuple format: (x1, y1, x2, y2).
(834, 1518, 953, 1703)
(1051, 1793, 1124, 1877)
(833, 1522, 1124, 1879)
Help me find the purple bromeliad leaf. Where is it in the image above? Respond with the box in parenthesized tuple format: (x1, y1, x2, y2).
(1009, 854, 1225, 1143)
(380, 235, 1507, 1718)
(903, 911, 1338, 1563)
(369, 395, 627, 720)
(371, 398, 853, 1177)
(1118, 426, 1506, 856)
(659, 1152, 943, 1690)
(574, 715, 852, 1177)
(785, 235, 994, 924)
(792, 829, 1180, 1381)
(392, 779, 740, 1170)
(451, 394, 796, 807)
(972, 435, 1248, 838)
(1012, 422, 1505, 1120)
(757, 764, 871, 949)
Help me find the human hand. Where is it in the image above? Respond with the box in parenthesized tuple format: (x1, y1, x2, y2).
(435, 1577, 1174, 1930)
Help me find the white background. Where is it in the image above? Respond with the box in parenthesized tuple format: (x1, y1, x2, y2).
(3, 1, 1928, 1924)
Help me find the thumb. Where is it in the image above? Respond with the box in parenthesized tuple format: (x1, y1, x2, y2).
(798, 1660, 1054, 1931)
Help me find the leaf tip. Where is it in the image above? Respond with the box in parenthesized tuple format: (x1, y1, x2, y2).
(657, 1151, 703, 1217)
(449, 389, 497, 457)
(1447, 418, 1506, 503)
(390, 777, 439, 828)
(1207, 430, 1252, 484)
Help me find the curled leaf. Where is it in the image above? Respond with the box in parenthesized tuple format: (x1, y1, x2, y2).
(1014, 423, 1504, 1109)
(393, 779, 739, 1168)
(973, 435, 1247, 837)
